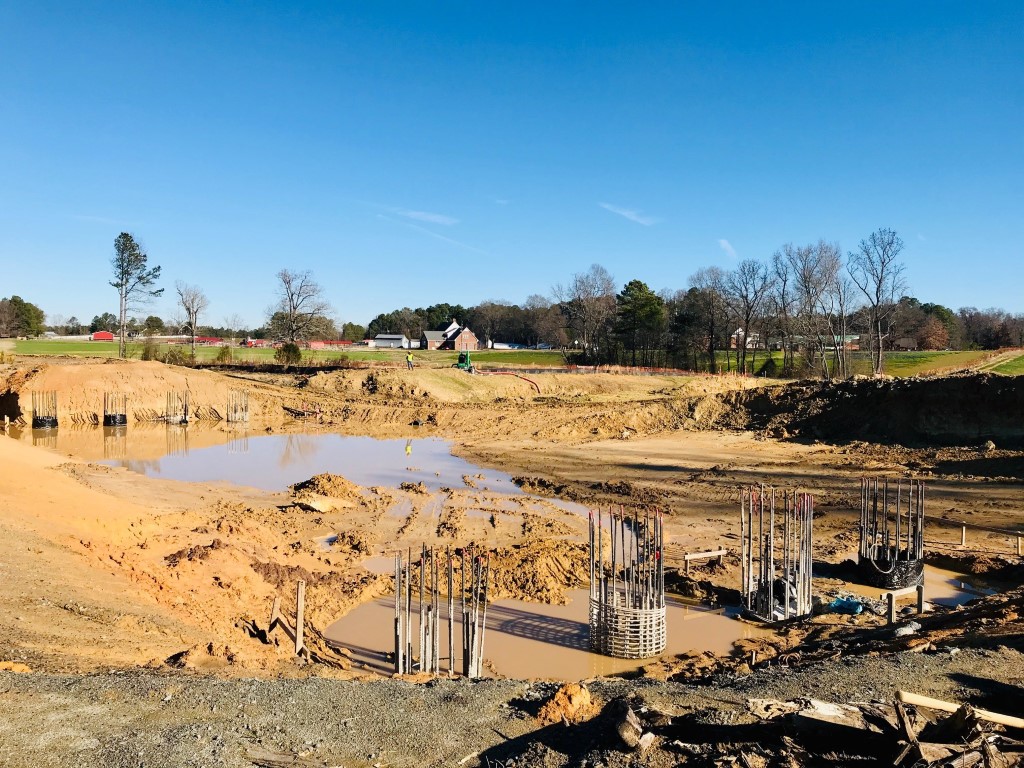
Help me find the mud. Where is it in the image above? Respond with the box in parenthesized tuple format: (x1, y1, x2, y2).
(1, 359, 1023, 709)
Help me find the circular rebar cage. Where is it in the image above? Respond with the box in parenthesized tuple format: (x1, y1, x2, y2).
(31, 416, 58, 429)
(102, 414, 128, 427)
(858, 557, 924, 590)
(588, 599, 666, 659)
(858, 478, 926, 590)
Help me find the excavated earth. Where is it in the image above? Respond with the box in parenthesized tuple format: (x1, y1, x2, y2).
(1, 357, 1023, 767)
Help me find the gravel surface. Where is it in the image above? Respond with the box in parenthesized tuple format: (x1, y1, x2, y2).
(2, 646, 1022, 768)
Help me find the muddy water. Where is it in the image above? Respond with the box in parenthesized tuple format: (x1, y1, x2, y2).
(326, 589, 768, 680)
(12, 426, 575, 505)
(830, 565, 994, 608)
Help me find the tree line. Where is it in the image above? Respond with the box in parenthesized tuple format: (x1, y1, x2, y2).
(8, 228, 1024, 376)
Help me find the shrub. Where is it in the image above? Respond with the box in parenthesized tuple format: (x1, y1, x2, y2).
(214, 345, 233, 364)
(275, 342, 302, 366)
(141, 336, 159, 361)
(162, 346, 190, 366)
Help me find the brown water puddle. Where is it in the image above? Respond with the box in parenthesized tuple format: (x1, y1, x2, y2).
(826, 564, 994, 608)
(325, 588, 768, 681)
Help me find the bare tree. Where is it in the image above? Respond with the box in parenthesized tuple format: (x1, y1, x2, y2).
(224, 313, 246, 340)
(688, 267, 728, 374)
(848, 228, 907, 375)
(110, 233, 162, 358)
(175, 281, 210, 355)
(724, 259, 773, 374)
(552, 264, 616, 358)
(269, 269, 332, 343)
(778, 241, 846, 379)
(524, 294, 567, 348)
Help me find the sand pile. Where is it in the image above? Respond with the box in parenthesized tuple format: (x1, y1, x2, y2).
(486, 540, 590, 604)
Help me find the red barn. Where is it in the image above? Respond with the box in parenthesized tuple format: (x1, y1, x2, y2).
(90, 331, 115, 341)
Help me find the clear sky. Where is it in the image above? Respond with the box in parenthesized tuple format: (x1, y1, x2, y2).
(1, 2, 1021, 329)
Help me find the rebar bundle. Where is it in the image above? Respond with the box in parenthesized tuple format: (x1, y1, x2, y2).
(393, 545, 489, 677)
(103, 392, 128, 427)
(588, 508, 666, 659)
(858, 478, 925, 589)
(165, 391, 189, 424)
(740, 486, 814, 622)
(31, 391, 58, 429)
(226, 389, 249, 423)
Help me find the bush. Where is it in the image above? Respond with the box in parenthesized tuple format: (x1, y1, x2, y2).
(162, 346, 190, 366)
(275, 342, 302, 366)
(214, 345, 233, 364)
(141, 336, 159, 361)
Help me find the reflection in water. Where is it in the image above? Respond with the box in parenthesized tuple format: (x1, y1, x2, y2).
(31, 430, 58, 450)
(279, 433, 323, 470)
(102, 426, 128, 460)
(227, 431, 249, 455)
(165, 425, 190, 457)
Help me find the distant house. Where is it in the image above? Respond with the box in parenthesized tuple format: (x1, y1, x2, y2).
(90, 331, 115, 341)
(373, 334, 409, 349)
(730, 328, 762, 350)
(420, 319, 480, 352)
(443, 326, 479, 351)
(421, 330, 447, 350)
(894, 337, 918, 351)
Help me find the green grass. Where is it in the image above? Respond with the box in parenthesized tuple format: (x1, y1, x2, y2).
(850, 350, 992, 377)
(992, 353, 1024, 376)
(13, 339, 1001, 377)
(11, 339, 570, 367)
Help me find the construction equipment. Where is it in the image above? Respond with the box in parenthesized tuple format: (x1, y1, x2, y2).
(452, 351, 475, 373)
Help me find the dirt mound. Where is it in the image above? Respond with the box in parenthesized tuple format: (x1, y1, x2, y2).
(721, 373, 1024, 447)
(487, 541, 589, 604)
(290, 473, 363, 501)
(536, 683, 598, 725)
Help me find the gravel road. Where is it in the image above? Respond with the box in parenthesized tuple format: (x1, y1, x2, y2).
(2, 645, 1022, 768)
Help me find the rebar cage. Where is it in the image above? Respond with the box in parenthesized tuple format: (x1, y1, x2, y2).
(740, 486, 814, 622)
(588, 508, 666, 659)
(858, 478, 925, 589)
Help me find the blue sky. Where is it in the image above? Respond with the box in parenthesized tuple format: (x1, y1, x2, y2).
(1, 2, 1021, 328)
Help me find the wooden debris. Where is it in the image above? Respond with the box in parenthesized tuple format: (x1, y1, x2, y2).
(898, 691, 1024, 729)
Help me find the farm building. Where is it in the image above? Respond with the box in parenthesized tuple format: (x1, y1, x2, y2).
(372, 334, 409, 349)
(90, 331, 115, 341)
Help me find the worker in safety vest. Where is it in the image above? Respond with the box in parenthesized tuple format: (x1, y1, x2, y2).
(406, 351, 414, 370)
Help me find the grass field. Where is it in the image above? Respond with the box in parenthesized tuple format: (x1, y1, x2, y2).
(11, 339, 570, 367)
(848, 350, 993, 377)
(992, 353, 1024, 376)
(10, 339, 1003, 377)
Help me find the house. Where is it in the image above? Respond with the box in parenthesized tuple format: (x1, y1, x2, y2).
(90, 331, 115, 341)
(373, 334, 409, 349)
(421, 330, 447, 350)
(894, 337, 918, 351)
(442, 326, 479, 351)
(420, 319, 480, 352)
(730, 328, 762, 350)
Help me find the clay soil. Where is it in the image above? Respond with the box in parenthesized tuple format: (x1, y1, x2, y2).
(1, 357, 1023, 767)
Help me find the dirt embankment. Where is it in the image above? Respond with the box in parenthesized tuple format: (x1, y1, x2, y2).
(0, 360, 309, 425)
(719, 373, 1024, 447)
